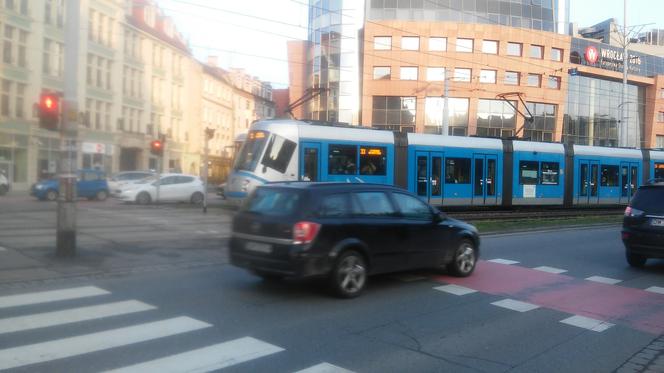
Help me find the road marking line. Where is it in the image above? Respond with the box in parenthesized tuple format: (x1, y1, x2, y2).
(560, 315, 614, 332)
(294, 362, 356, 373)
(0, 300, 156, 334)
(585, 276, 622, 285)
(0, 316, 211, 370)
(645, 286, 664, 295)
(0, 286, 110, 309)
(487, 259, 519, 265)
(491, 299, 540, 312)
(434, 284, 477, 296)
(533, 266, 567, 274)
(103, 336, 283, 373)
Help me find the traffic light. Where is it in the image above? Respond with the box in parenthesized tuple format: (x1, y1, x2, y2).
(150, 139, 164, 156)
(38, 93, 60, 131)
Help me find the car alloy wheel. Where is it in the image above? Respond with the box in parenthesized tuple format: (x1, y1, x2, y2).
(331, 251, 367, 298)
(96, 190, 108, 201)
(136, 192, 151, 205)
(190, 192, 204, 204)
(46, 190, 58, 201)
(448, 240, 477, 277)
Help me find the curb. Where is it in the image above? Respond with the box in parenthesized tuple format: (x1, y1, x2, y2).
(481, 223, 622, 237)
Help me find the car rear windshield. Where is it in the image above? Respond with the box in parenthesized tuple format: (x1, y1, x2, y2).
(243, 188, 304, 217)
(631, 187, 664, 212)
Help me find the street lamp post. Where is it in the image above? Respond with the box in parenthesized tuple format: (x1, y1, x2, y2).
(203, 128, 215, 214)
(621, 0, 629, 147)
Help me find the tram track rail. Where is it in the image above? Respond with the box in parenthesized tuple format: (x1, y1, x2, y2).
(447, 208, 625, 221)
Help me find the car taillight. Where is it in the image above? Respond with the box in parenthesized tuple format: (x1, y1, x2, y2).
(624, 206, 644, 217)
(293, 221, 321, 245)
(624, 206, 632, 216)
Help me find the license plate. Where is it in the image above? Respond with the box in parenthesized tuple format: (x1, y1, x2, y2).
(651, 219, 664, 227)
(245, 241, 272, 253)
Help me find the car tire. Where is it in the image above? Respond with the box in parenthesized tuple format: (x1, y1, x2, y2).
(45, 189, 58, 201)
(626, 251, 647, 268)
(447, 239, 477, 277)
(96, 190, 108, 201)
(329, 250, 367, 298)
(251, 270, 284, 281)
(136, 192, 151, 205)
(0, 185, 7, 196)
(190, 192, 204, 204)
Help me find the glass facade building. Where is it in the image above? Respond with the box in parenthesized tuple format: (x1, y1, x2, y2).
(563, 75, 645, 147)
(307, 0, 364, 124)
(367, 0, 568, 34)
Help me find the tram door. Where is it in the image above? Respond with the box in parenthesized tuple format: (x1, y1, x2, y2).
(415, 151, 443, 205)
(472, 154, 498, 205)
(620, 162, 639, 204)
(300, 142, 321, 181)
(578, 160, 600, 204)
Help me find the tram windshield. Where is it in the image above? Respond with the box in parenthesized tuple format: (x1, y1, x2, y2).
(234, 130, 269, 172)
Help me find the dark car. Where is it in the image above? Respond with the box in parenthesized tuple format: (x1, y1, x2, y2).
(229, 182, 480, 298)
(622, 179, 664, 267)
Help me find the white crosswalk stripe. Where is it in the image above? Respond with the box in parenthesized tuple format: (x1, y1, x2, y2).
(0, 300, 156, 334)
(560, 315, 614, 332)
(0, 286, 110, 309)
(294, 362, 356, 373)
(103, 337, 284, 373)
(0, 316, 211, 370)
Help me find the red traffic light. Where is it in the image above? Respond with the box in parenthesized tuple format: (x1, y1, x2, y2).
(150, 140, 164, 156)
(38, 93, 60, 131)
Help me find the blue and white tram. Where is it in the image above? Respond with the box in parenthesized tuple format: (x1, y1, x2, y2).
(225, 119, 664, 208)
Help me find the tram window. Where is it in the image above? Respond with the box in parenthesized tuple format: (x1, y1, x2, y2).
(261, 134, 297, 173)
(328, 144, 357, 175)
(600, 165, 619, 187)
(359, 146, 387, 176)
(540, 162, 559, 185)
(445, 158, 471, 184)
(519, 161, 539, 185)
(656, 163, 664, 179)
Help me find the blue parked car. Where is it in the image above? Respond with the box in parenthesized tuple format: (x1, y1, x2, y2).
(31, 169, 110, 201)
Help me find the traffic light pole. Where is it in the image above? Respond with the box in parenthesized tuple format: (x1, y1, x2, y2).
(203, 129, 211, 214)
(57, 0, 80, 257)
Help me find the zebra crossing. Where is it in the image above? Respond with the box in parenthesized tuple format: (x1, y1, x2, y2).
(0, 286, 355, 372)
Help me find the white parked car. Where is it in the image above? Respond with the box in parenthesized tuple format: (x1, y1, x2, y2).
(108, 171, 154, 196)
(0, 171, 9, 196)
(116, 173, 205, 204)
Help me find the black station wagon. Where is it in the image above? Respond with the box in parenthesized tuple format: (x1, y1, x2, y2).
(229, 182, 480, 298)
(623, 179, 664, 267)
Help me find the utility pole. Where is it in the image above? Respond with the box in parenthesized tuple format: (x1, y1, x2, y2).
(442, 77, 449, 136)
(57, 0, 80, 257)
(620, 0, 628, 147)
(203, 128, 214, 214)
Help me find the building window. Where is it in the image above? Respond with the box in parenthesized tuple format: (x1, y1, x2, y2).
(454, 68, 471, 82)
(401, 36, 419, 51)
(527, 74, 541, 87)
(505, 71, 520, 85)
(657, 135, 664, 148)
(429, 37, 447, 51)
(551, 48, 563, 62)
(44, 39, 64, 77)
(525, 102, 556, 142)
(476, 99, 516, 138)
(530, 45, 544, 59)
(371, 96, 416, 131)
(400, 66, 418, 80)
(658, 112, 664, 122)
(507, 42, 522, 56)
(0, 80, 10, 117)
(547, 76, 561, 89)
(373, 66, 391, 80)
(0, 79, 25, 119)
(482, 40, 498, 54)
(374, 36, 391, 50)
(426, 67, 445, 81)
(424, 97, 469, 135)
(660, 89, 664, 99)
(456, 38, 473, 52)
(2, 26, 28, 68)
(479, 70, 497, 84)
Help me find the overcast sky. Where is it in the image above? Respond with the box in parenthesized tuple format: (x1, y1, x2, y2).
(158, 0, 663, 88)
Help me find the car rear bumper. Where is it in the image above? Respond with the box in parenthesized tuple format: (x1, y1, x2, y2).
(622, 228, 664, 258)
(229, 237, 332, 278)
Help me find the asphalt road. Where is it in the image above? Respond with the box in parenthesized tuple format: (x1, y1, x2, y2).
(0, 196, 663, 372)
